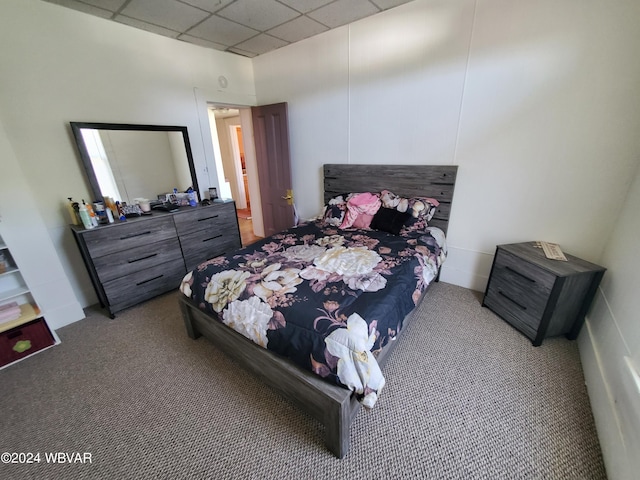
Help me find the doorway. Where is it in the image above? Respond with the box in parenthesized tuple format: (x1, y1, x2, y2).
(208, 105, 263, 246)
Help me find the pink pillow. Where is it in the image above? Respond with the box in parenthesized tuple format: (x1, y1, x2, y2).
(352, 213, 375, 229)
(340, 192, 381, 229)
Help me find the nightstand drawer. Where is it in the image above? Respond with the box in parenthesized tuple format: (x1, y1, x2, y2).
(486, 249, 555, 322)
(493, 248, 556, 291)
(483, 285, 542, 333)
(484, 272, 550, 322)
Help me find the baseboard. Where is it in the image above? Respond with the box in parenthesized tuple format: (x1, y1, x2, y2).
(439, 246, 493, 292)
(578, 288, 638, 480)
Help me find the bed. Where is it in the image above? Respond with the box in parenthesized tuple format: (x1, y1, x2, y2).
(178, 164, 457, 457)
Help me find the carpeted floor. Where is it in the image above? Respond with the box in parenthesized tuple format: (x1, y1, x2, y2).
(0, 282, 606, 479)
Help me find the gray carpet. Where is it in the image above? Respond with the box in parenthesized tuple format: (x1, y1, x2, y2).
(0, 282, 606, 479)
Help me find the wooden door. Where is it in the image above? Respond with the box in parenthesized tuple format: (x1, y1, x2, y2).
(251, 102, 294, 236)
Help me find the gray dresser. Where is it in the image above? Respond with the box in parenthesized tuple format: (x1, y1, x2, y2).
(173, 201, 241, 271)
(72, 201, 240, 317)
(482, 242, 605, 346)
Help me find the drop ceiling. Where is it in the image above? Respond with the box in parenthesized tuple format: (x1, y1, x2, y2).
(42, 0, 414, 57)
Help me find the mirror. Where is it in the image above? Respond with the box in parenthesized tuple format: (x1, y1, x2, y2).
(70, 122, 200, 205)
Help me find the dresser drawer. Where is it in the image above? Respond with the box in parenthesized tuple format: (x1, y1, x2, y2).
(173, 203, 236, 236)
(92, 238, 183, 283)
(183, 234, 241, 272)
(102, 259, 186, 313)
(82, 216, 177, 258)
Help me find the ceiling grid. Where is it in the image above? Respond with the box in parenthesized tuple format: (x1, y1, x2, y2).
(42, 0, 414, 57)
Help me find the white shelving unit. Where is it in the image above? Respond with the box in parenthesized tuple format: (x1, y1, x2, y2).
(0, 233, 58, 369)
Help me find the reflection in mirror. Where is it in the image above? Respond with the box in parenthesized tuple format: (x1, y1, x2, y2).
(70, 122, 199, 206)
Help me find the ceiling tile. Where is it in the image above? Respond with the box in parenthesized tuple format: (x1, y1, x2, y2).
(40, 0, 412, 57)
(180, 0, 234, 13)
(216, 0, 300, 31)
(277, 0, 335, 14)
(115, 15, 180, 38)
(234, 33, 289, 56)
(267, 16, 329, 43)
(43, 0, 114, 18)
(370, 0, 413, 10)
(308, 0, 380, 28)
(188, 14, 259, 46)
(121, 0, 210, 32)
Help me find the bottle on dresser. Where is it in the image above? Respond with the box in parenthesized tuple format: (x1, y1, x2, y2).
(65, 197, 80, 226)
(84, 201, 99, 227)
(78, 201, 94, 230)
(102, 196, 117, 223)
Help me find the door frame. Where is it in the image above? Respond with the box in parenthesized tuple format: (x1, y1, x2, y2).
(207, 103, 265, 237)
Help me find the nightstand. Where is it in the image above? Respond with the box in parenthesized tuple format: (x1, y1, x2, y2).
(482, 242, 605, 346)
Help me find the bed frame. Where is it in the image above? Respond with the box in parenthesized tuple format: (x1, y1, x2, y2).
(179, 164, 458, 457)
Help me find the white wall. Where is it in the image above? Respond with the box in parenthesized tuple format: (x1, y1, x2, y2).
(0, 0, 256, 308)
(0, 119, 84, 331)
(253, 0, 640, 292)
(579, 161, 640, 480)
(253, 27, 351, 225)
(253, 1, 640, 478)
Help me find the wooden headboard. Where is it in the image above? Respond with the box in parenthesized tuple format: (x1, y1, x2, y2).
(323, 164, 458, 234)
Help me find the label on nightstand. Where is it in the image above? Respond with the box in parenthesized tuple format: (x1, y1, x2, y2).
(536, 241, 568, 261)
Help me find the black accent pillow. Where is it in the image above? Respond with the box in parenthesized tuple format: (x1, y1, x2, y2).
(370, 207, 412, 235)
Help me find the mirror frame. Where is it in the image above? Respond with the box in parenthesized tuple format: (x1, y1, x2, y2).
(70, 122, 200, 204)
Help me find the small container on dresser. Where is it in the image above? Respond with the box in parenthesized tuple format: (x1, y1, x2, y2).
(482, 242, 605, 346)
(72, 201, 241, 318)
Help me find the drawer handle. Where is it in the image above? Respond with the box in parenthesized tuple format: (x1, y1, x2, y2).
(136, 274, 163, 286)
(505, 266, 535, 283)
(198, 215, 219, 222)
(127, 253, 158, 263)
(202, 234, 223, 243)
(498, 290, 527, 311)
(120, 230, 152, 240)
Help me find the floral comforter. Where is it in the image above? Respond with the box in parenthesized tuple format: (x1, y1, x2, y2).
(179, 220, 446, 408)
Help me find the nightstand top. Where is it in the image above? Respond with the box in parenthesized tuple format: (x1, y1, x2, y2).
(497, 242, 606, 277)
